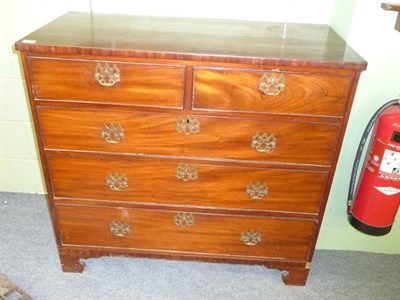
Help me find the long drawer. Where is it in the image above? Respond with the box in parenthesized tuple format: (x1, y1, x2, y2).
(48, 154, 328, 214)
(38, 107, 340, 166)
(28, 57, 185, 108)
(193, 68, 352, 117)
(56, 204, 316, 261)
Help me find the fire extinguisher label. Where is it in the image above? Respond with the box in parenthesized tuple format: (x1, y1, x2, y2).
(379, 149, 400, 179)
(374, 186, 400, 196)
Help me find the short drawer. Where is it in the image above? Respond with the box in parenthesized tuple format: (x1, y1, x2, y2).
(48, 155, 328, 214)
(28, 57, 185, 108)
(56, 204, 316, 261)
(38, 107, 340, 166)
(193, 68, 352, 117)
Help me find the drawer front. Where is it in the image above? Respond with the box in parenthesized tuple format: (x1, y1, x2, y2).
(56, 204, 316, 261)
(38, 107, 340, 166)
(29, 57, 185, 108)
(49, 155, 328, 214)
(193, 68, 352, 116)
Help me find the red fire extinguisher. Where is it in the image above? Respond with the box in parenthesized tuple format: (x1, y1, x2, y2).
(348, 99, 400, 235)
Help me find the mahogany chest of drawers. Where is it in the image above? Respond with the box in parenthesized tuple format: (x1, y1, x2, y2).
(16, 12, 367, 285)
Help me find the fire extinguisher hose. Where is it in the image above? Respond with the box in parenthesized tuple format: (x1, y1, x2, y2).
(347, 99, 400, 213)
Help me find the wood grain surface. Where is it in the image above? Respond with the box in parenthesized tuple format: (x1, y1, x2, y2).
(193, 68, 352, 117)
(48, 154, 328, 214)
(38, 107, 340, 166)
(29, 57, 185, 108)
(56, 204, 316, 261)
(16, 12, 367, 70)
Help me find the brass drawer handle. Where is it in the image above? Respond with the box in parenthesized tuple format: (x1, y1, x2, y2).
(246, 182, 268, 200)
(174, 213, 195, 228)
(109, 221, 131, 237)
(106, 173, 128, 191)
(251, 132, 276, 153)
(240, 230, 262, 246)
(95, 63, 121, 87)
(101, 123, 125, 144)
(176, 115, 200, 136)
(175, 164, 198, 182)
(259, 71, 285, 96)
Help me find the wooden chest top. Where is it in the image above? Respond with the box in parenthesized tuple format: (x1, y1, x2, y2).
(16, 12, 366, 70)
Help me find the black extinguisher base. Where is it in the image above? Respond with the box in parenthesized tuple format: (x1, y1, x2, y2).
(348, 213, 392, 236)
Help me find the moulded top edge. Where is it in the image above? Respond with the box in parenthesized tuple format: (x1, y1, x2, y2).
(15, 12, 367, 70)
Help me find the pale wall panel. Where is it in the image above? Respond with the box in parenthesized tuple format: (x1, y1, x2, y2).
(319, 0, 400, 254)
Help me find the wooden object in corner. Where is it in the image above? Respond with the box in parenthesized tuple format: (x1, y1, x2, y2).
(381, 2, 400, 31)
(15, 12, 367, 286)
